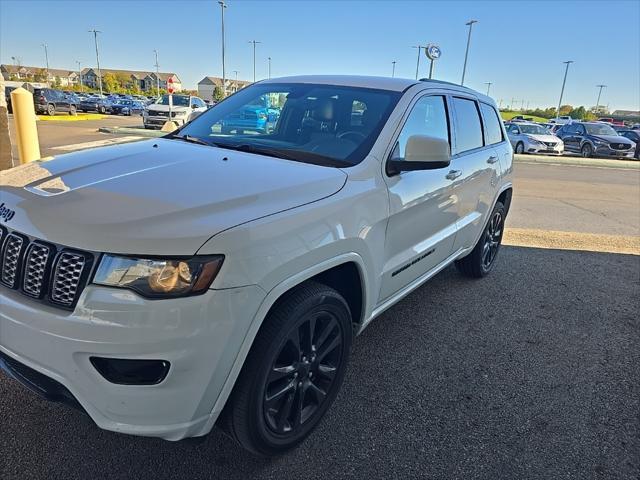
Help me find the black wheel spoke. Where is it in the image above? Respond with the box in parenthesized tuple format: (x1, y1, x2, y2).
(318, 334, 340, 362)
(315, 317, 336, 352)
(276, 391, 295, 432)
(268, 364, 296, 383)
(308, 381, 327, 403)
(318, 363, 337, 381)
(295, 383, 306, 426)
(265, 380, 295, 407)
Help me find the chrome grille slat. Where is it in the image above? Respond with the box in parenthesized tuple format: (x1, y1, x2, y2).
(22, 243, 52, 298)
(51, 252, 87, 306)
(1, 234, 25, 288)
(0, 227, 93, 309)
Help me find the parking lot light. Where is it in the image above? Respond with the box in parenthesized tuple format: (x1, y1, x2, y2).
(41, 44, 49, 82)
(556, 61, 573, 120)
(485, 82, 492, 96)
(595, 84, 607, 113)
(391, 61, 396, 78)
(218, 1, 227, 97)
(411, 45, 425, 80)
(88, 29, 103, 96)
(461, 20, 478, 86)
(249, 40, 262, 83)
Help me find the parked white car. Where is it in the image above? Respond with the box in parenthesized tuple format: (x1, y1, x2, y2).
(506, 122, 564, 154)
(549, 115, 574, 125)
(0, 75, 513, 456)
(143, 94, 208, 129)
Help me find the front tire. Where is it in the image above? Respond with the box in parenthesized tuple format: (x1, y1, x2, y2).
(220, 281, 353, 456)
(455, 201, 506, 278)
(47, 104, 55, 116)
(581, 143, 593, 158)
(515, 142, 525, 154)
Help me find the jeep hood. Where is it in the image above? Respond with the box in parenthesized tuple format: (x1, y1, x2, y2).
(0, 139, 347, 255)
(148, 104, 189, 113)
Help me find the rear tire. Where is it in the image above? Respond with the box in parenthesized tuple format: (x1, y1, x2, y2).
(581, 143, 593, 158)
(47, 104, 55, 116)
(69, 105, 77, 116)
(219, 281, 353, 456)
(455, 201, 506, 278)
(515, 142, 524, 154)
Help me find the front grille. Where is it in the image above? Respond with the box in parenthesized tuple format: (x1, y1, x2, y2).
(152, 111, 169, 117)
(544, 142, 557, 147)
(611, 143, 630, 150)
(1, 233, 24, 288)
(0, 226, 94, 309)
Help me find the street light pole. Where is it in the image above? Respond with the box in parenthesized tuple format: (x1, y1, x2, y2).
(88, 29, 103, 96)
(268, 57, 272, 79)
(555, 60, 573, 120)
(461, 19, 477, 86)
(218, 1, 227, 97)
(411, 45, 424, 80)
(153, 49, 160, 97)
(484, 82, 492, 96)
(41, 43, 49, 82)
(391, 60, 396, 78)
(76, 60, 82, 91)
(248, 40, 261, 82)
(595, 84, 607, 113)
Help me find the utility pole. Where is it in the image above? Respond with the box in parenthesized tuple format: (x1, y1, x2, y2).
(88, 29, 103, 96)
(511, 97, 516, 110)
(218, 1, 227, 97)
(411, 45, 425, 80)
(76, 61, 82, 91)
(461, 20, 477, 86)
(41, 43, 49, 82)
(595, 84, 607, 113)
(498, 99, 503, 109)
(248, 40, 261, 82)
(153, 49, 160, 97)
(391, 60, 396, 78)
(484, 82, 492, 96)
(556, 60, 573, 120)
(521, 99, 524, 111)
(268, 57, 272, 79)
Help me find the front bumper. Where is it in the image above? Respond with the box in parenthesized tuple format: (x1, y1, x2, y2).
(0, 283, 265, 440)
(525, 141, 564, 155)
(593, 145, 635, 158)
(144, 115, 187, 127)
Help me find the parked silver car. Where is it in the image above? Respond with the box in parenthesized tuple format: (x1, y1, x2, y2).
(505, 122, 564, 155)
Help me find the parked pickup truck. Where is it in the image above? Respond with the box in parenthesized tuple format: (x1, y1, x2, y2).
(143, 94, 208, 129)
(0, 75, 513, 456)
(219, 94, 281, 134)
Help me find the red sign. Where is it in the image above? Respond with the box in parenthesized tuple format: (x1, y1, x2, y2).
(167, 76, 175, 94)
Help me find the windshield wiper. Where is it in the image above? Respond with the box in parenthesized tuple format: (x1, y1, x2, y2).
(215, 143, 351, 168)
(166, 134, 217, 147)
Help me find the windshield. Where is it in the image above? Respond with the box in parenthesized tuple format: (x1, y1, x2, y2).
(585, 123, 617, 135)
(175, 83, 400, 167)
(156, 95, 190, 107)
(518, 124, 549, 135)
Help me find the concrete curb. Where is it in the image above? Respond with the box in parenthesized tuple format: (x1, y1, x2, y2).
(98, 126, 165, 138)
(514, 153, 639, 169)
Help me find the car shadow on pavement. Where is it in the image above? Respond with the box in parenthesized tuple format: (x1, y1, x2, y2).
(1, 246, 638, 480)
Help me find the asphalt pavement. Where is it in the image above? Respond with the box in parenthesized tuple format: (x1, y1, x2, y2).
(1, 246, 638, 480)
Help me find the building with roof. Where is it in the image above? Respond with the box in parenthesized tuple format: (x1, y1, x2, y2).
(0, 64, 80, 87)
(80, 68, 181, 92)
(197, 76, 251, 101)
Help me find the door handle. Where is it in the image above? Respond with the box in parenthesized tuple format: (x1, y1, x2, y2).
(446, 169, 462, 180)
(487, 155, 499, 164)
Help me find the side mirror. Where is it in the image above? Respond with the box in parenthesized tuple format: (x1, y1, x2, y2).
(387, 135, 451, 175)
(191, 104, 197, 109)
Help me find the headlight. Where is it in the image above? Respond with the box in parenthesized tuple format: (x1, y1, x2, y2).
(93, 255, 224, 298)
(172, 111, 187, 117)
(527, 137, 543, 145)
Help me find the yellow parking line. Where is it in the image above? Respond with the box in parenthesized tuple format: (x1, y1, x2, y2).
(503, 228, 640, 255)
(37, 114, 106, 121)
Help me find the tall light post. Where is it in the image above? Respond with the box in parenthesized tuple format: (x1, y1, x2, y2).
(595, 84, 607, 113)
(461, 19, 478, 86)
(153, 49, 160, 97)
(555, 60, 573, 120)
(484, 82, 492, 96)
(268, 57, 272, 79)
(76, 60, 83, 91)
(391, 60, 396, 78)
(411, 45, 425, 80)
(41, 43, 49, 82)
(218, 0, 227, 97)
(248, 40, 261, 82)
(88, 29, 103, 96)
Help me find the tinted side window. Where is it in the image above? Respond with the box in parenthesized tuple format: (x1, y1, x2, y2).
(393, 95, 449, 160)
(480, 103, 503, 145)
(452, 97, 484, 154)
(564, 124, 577, 134)
(577, 125, 586, 135)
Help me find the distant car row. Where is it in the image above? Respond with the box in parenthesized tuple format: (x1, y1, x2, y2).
(505, 119, 639, 159)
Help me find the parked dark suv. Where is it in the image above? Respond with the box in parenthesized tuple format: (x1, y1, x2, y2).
(555, 122, 635, 159)
(617, 129, 640, 159)
(33, 88, 77, 116)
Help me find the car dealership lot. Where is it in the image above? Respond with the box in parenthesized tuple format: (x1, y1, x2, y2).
(1, 131, 638, 479)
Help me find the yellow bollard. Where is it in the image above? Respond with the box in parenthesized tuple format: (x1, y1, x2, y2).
(10, 87, 41, 164)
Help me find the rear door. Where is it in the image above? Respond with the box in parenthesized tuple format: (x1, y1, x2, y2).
(449, 96, 500, 252)
(379, 93, 457, 301)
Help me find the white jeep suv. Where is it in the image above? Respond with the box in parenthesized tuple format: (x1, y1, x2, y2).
(0, 76, 513, 456)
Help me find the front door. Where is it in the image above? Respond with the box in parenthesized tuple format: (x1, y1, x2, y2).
(379, 94, 458, 302)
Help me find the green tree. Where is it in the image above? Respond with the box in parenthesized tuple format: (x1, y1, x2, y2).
(568, 106, 587, 120)
(213, 86, 224, 102)
(33, 68, 47, 82)
(559, 105, 573, 116)
(102, 72, 119, 93)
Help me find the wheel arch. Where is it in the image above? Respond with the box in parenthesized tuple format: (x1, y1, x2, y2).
(203, 253, 368, 434)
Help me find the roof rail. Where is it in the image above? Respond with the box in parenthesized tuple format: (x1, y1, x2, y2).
(418, 78, 474, 90)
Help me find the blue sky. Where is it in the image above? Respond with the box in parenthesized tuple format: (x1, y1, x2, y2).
(1, 0, 638, 110)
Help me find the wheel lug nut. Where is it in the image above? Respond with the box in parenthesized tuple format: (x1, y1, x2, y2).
(298, 382, 303, 388)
